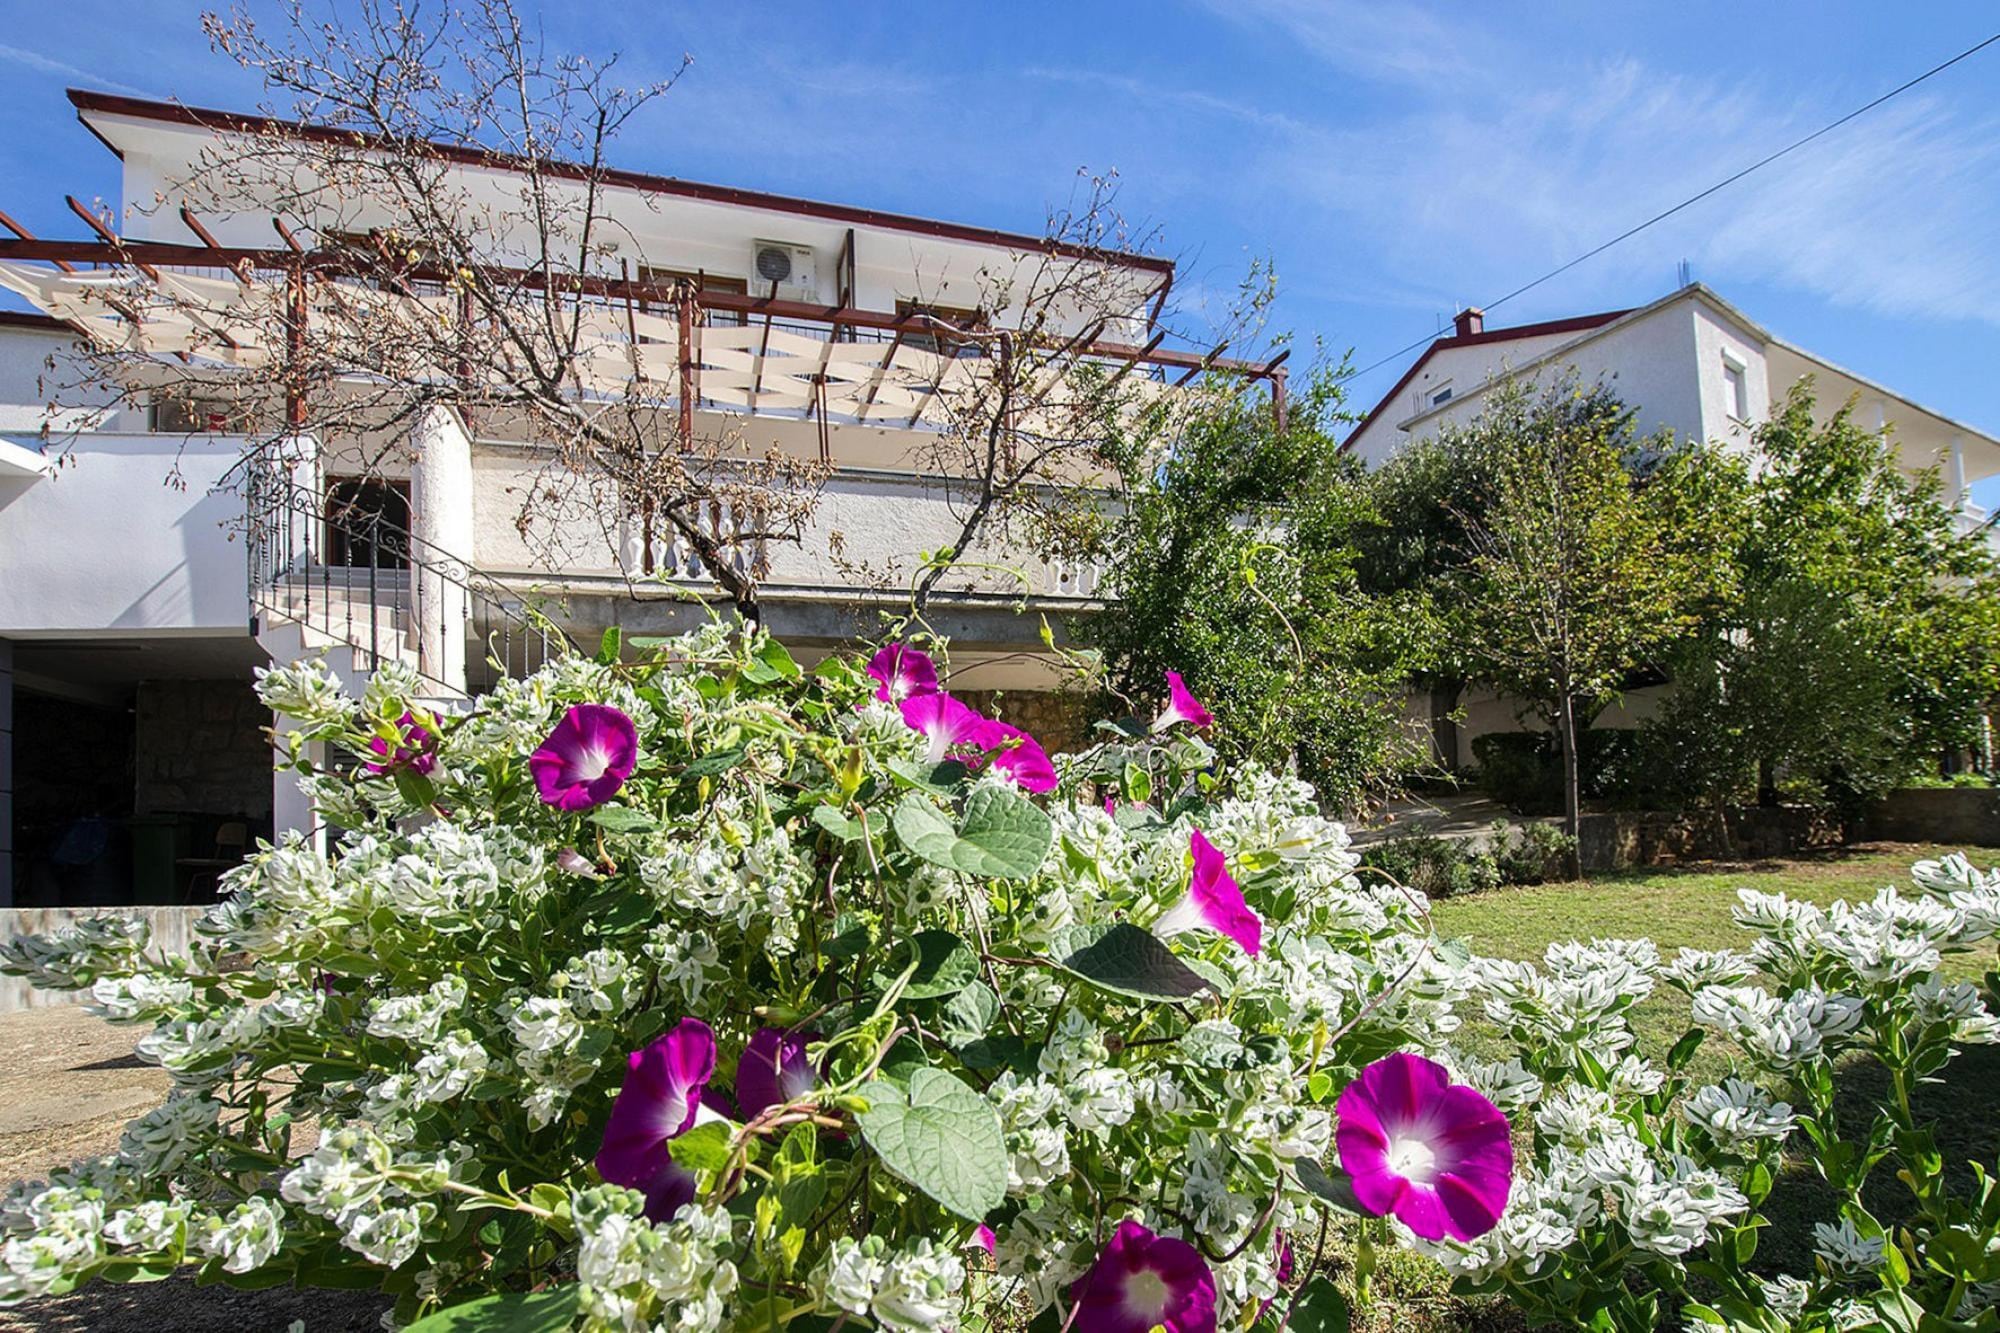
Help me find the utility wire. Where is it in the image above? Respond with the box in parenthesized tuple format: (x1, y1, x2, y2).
(1339, 30, 2000, 391)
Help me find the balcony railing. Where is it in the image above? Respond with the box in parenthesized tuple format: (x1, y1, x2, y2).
(247, 462, 558, 694)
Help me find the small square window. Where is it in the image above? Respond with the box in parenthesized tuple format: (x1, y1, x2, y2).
(1430, 386, 1454, 407)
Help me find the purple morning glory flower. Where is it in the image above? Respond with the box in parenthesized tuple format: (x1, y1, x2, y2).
(1335, 1052, 1513, 1242)
(1151, 671, 1213, 733)
(365, 711, 436, 776)
(735, 1027, 819, 1121)
(596, 1018, 717, 1222)
(899, 692, 991, 764)
(530, 704, 638, 811)
(867, 642, 941, 704)
(973, 1224, 997, 1255)
(986, 723, 1059, 794)
(554, 848, 602, 880)
(1153, 830, 1262, 957)
(1070, 1219, 1217, 1333)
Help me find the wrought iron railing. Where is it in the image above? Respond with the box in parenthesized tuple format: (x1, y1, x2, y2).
(245, 462, 559, 694)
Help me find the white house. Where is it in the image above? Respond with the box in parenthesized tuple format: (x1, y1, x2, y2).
(1343, 282, 2000, 768)
(0, 89, 1276, 910)
(1346, 282, 2000, 522)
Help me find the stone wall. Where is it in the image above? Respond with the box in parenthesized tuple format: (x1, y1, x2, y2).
(133, 679, 271, 820)
(1576, 806, 1842, 872)
(957, 689, 1093, 754)
(1861, 788, 2000, 847)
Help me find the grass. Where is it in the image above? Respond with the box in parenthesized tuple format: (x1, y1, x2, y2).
(1323, 841, 2000, 1329)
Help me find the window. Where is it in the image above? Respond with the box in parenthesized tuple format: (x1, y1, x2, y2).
(1721, 350, 1750, 422)
(1430, 385, 1454, 408)
(639, 268, 749, 329)
(149, 395, 257, 435)
(896, 300, 986, 358)
(324, 478, 411, 570)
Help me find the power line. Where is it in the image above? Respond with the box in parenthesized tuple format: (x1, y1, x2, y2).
(1339, 30, 2000, 391)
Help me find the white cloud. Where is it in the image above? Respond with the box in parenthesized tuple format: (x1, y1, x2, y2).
(1257, 51, 2000, 328)
(0, 42, 150, 96)
(1184, 0, 1481, 85)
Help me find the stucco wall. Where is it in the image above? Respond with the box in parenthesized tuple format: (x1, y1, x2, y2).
(0, 432, 251, 635)
(0, 906, 203, 1012)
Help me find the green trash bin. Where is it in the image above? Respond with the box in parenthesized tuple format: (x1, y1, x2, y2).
(129, 814, 191, 906)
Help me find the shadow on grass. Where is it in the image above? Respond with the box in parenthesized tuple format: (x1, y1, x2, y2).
(1755, 1041, 2000, 1278)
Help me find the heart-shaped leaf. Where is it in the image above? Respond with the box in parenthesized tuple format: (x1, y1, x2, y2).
(893, 787, 1052, 880)
(1053, 923, 1208, 1002)
(854, 1068, 1006, 1221)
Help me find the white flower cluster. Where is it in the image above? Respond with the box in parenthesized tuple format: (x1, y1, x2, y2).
(1467, 938, 1656, 1066)
(280, 1122, 454, 1269)
(1681, 1078, 1797, 1148)
(0, 914, 149, 991)
(817, 1235, 968, 1333)
(1689, 983, 1866, 1071)
(573, 1187, 739, 1333)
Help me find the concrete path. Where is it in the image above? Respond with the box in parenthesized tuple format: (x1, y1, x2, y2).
(1348, 792, 1558, 848)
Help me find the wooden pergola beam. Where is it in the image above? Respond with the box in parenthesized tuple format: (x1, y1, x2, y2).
(0, 235, 1283, 381)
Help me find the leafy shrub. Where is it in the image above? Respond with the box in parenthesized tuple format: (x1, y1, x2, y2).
(1361, 834, 1500, 899)
(1473, 728, 1651, 814)
(1471, 732, 1559, 814)
(1363, 820, 1577, 899)
(2, 629, 1996, 1333)
(1488, 819, 1577, 886)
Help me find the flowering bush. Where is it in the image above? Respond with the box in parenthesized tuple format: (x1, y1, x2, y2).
(0, 625, 1995, 1333)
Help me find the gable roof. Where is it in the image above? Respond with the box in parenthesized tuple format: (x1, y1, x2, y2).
(1341, 308, 1631, 451)
(68, 89, 1175, 276)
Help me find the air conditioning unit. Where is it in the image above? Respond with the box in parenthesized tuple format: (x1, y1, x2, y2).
(750, 240, 819, 302)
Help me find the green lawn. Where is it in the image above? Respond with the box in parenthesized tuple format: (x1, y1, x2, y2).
(1329, 842, 2000, 1331)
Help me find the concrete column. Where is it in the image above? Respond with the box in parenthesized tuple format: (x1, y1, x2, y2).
(272, 431, 322, 578)
(1948, 435, 1968, 508)
(408, 406, 475, 695)
(0, 640, 13, 907)
(271, 712, 326, 853)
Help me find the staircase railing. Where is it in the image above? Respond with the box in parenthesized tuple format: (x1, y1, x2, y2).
(245, 462, 559, 694)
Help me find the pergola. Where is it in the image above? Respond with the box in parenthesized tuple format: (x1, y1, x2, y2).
(0, 203, 1292, 447)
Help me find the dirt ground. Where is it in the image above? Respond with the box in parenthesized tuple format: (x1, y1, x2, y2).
(0, 1006, 391, 1332)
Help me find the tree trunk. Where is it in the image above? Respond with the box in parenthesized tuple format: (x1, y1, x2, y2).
(1558, 693, 1584, 880)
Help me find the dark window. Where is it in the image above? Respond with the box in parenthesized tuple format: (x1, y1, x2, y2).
(324, 478, 411, 569)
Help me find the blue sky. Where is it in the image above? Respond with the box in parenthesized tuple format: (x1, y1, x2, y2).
(3, 2, 1998, 498)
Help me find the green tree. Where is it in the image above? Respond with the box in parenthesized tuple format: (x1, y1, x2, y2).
(1433, 381, 1740, 854)
(1087, 367, 1436, 814)
(1646, 382, 2000, 816)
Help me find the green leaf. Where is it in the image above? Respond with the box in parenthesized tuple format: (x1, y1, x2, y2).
(393, 768, 438, 809)
(403, 1285, 584, 1332)
(667, 1120, 736, 1173)
(940, 982, 1000, 1045)
(1052, 923, 1208, 1002)
(1294, 1158, 1366, 1215)
(1667, 1027, 1706, 1071)
(854, 1068, 1007, 1221)
(811, 805, 864, 842)
(682, 746, 747, 780)
(886, 757, 971, 794)
(1291, 1277, 1351, 1333)
(893, 930, 980, 1000)
(595, 626, 623, 664)
(892, 787, 1052, 880)
(586, 805, 657, 833)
